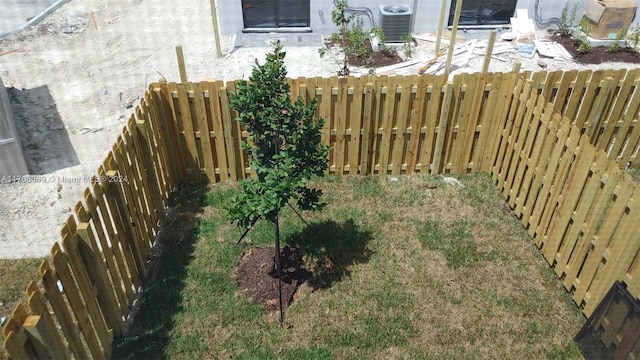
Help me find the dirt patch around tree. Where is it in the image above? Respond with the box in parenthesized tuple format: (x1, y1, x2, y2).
(551, 34, 640, 65)
(234, 245, 312, 311)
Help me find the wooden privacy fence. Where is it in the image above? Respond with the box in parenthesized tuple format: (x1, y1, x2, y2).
(2, 93, 175, 358)
(155, 69, 640, 183)
(2, 69, 640, 358)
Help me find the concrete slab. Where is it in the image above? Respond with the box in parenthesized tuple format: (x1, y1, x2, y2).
(0, 0, 69, 38)
(237, 32, 323, 48)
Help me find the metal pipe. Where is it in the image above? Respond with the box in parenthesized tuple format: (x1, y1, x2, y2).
(333, 0, 375, 27)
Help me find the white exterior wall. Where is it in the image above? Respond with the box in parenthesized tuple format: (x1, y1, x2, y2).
(217, 0, 638, 37)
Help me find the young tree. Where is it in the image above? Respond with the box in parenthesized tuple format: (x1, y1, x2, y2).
(227, 41, 329, 322)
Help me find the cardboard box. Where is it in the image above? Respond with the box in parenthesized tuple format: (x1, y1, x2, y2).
(583, 0, 637, 40)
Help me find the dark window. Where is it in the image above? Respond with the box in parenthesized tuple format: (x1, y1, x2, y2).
(448, 0, 516, 26)
(242, 0, 310, 28)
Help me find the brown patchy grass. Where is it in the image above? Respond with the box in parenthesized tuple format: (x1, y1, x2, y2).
(111, 174, 585, 359)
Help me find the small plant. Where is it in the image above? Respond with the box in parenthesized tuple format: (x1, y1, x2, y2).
(331, 0, 355, 76)
(328, 1, 395, 75)
(401, 33, 414, 59)
(345, 17, 372, 60)
(608, 27, 627, 52)
(626, 23, 640, 51)
(576, 18, 592, 53)
(559, 2, 579, 37)
(372, 26, 395, 57)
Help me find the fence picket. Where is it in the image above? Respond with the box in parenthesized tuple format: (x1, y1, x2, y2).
(521, 113, 561, 227)
(347, 77, 363, 174)
(432, 83, 454, 175)
(406, 75, 428, 174)
(584, 184, 640, 316)
(25, 282, 68, 358)
(391, 75, 413, 175)
(379, 76, 398, 174)
(514, 101, 553, 216)
(334, 77, 348, 175)
(556, 151, 609, 279)
(420, 74, 445, 173)
(39, 259, 89, 359)
(541, 136, 598, 264)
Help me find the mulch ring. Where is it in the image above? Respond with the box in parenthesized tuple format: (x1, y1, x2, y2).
(234, 245, 312, 311)
(551, 34, 640, 65)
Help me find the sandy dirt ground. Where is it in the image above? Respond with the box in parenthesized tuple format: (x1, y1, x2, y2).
(0, 0, 636, 258)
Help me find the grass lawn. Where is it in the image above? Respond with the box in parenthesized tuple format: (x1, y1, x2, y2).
(0, 173, 584, 359)
(112, 173, 585, 359)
